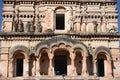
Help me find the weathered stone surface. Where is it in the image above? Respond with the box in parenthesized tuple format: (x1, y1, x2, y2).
(0, 0, 119, 79)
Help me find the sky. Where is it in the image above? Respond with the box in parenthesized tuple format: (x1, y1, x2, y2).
(0, 0, 119, 31)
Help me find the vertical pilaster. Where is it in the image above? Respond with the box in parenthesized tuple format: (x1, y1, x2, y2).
(36, 58, 40, 76)
(9, 59, 13, 77)
(82, 56, 88, 76)
(93, 60, 97, 77)
(70, 53, 77, 76)
(23, 59, 29, 77)
(107, 61, 112, 77)
(48, 53, 54, 76)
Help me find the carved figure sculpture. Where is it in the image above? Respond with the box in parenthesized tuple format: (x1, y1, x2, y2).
(26, 21, 34, 32)
(92, 21, 98, 33)
(30, 21, 34, 32)
(88, 44, 93, 54)
(69, 6, 74, 32)
(109, 26, 118, 33)
(13, 20, 18, 32)
(2, 21, 6, 32)
(37, 21, 42, 32)
(18, 20, 24, 32)
(26, 21, 31, 32)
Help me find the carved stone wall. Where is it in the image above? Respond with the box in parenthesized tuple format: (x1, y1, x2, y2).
(2, 0, 118, 33)
(0, 0, 119, 79)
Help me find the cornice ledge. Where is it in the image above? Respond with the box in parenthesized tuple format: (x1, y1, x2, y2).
(0, 32, 120, 37)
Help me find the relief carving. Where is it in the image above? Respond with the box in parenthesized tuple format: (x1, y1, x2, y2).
(92, 21, 98, 33)
(13, 20, 18, 32)
(109, 26, 118, 33)
(26, 21, 35, 32)
(18, 20, 24, 32)
(69, 6, 75, 32)
(37, 21, 42, 32)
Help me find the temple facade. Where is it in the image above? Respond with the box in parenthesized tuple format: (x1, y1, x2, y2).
(0, 0, 120, 79)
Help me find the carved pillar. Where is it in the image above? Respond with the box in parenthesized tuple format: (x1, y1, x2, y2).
(36, 58, 40, 76)
(48, 53, 54, 76)
(70, 53, 77, 76)
(23, 59, 29, 77)
(9, 59, 13, 77)
(81, 56, 88, 76)
(93, 60, 97, 77)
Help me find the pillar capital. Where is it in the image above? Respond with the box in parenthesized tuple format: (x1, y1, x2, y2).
(70, 52, 76, 60)
(49, 53, 54, 60)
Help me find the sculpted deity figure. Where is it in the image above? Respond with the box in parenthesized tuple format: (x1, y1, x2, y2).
(27, 21, 34, 32)
(13, 20, 18, 32)
(92, 21, 98, 33)
(69, 6, 75, 32)
(18, 20, 24, 32)
(2, 21, 6, 32)
(26, 21, 31, 32)
(109, 25, 118, 33)
(30, 21, 35, 32)
(37, 21, 42, 32)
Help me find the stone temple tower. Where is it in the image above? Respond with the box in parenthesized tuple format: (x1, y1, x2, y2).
(0, 0, 120, 79)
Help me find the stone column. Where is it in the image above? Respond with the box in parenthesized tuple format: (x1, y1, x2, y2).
(9, 59, 13, 77)
(70, 53, 77, 76)
(93, 60, 97, 77)
(23, 59, 29, 77)
(36, 58, 40, 76)
(81, 56, 88, 76)
(48, 53, 54, 76)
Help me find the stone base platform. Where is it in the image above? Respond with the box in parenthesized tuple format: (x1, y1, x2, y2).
(0, 76, 119, 80)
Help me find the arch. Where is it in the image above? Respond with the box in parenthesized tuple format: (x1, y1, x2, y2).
(9, 45, 30, 59)
(35, 35, 89, 57)
(53, 48, 70, 75)
(94, 46, 112, 60)
(13, 53, 25, 77)
(40, 51, 49, 75)
(55, 6, 66, 11)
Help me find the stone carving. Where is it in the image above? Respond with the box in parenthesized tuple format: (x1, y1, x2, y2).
(13, 20, 18, 32)
(26, 21, 31, 32)
(88, 44, 93, 55)
(69, 6, 75, 32)
(27, 21, 34, 32)
(45, 29, 53, 33)
(18, 20, 24, 32)
(30, 21, 35, 32)
(81, 6, 87, 14)
(2, 21, 6, 32)
(92, 21, 98, 33)
(109, 26, 118, 33)
(37, 21, 42, 32)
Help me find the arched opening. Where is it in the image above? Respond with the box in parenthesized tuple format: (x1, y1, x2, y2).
(97, 53, 107, 77)
(55, 6, 66, 30)
(94, 46, 113, 77)
(53, 49, 70, 75)
(13, 51, 25, 77)
(98, 58, 104, 76)
(74, 50, 83, 75)
(40, 51, 49, 75)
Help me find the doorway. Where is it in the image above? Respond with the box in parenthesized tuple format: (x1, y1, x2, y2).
(16, 58, 23, 76)
(54, 55, 67, 75)
(97, 58, 104, 77)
